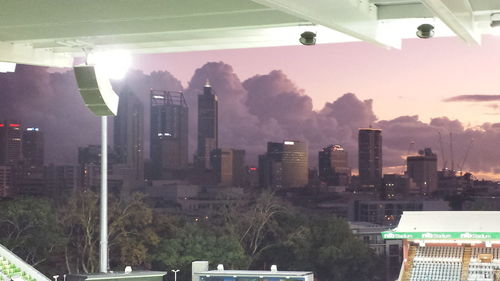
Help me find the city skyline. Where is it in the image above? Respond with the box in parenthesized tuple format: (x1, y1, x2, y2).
(1, 38, 500, 180)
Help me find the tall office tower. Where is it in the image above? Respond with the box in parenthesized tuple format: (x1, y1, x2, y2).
(358, 128, 382, 189)
(319, 144, 351, 186)
(211, 148, 246, 186)
(259, 140, 308, 189)
(196, 80, 218, 169)
(0, 121, 22, 165)
(150, 90, 188, 179)
(114, 90, 144, 181)
(407, 148, 438, 195)
(17, 127, 45, 196)
(22, 127, 44, 168)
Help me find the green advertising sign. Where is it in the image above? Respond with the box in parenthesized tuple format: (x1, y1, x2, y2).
(381, 231, 500, 240)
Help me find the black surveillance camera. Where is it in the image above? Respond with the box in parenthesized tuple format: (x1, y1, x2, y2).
(416, 24, 434, 39)
(299, 31, 316, 46)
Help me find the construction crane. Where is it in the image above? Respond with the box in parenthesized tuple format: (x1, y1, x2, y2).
(449, 132, 455, 171)
(438, 132, 447, 170)
(459, 139, 474, 175)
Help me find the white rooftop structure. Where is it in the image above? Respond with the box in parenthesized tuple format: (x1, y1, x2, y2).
(382, 211, 500, 240)
(196, 270, 313, 277)
(1, 0, 500, 67)
(192, 261, 313, 281)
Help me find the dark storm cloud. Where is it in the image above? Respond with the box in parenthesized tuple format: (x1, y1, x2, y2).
(378, 115, 500, 175)
(4, 63, 500, 177)
(320, 93, 377, 132)
(185, 62, 278, 159)
(0, 65, 99, 164)
(443, 95, 500, 102)
(0, 66, 183, 164)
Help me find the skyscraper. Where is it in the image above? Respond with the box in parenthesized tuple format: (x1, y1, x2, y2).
(319, 144, 351, 186)
(407, 148, 438, 195)
(114, 90, 144, 181)
(22, 127, 44, 168)
(18, 127, 45, 196)
(0, 121, 22, 165)
(196, 80, 218, 169)
(259, 140, 308, 188)
(150, 90, 188, 179)
(358, 128, 382, 188)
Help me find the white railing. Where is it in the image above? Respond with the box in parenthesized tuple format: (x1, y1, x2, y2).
(0, 244, 51, 281)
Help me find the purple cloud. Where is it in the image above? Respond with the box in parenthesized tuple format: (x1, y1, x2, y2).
(443, 95, 500, 102)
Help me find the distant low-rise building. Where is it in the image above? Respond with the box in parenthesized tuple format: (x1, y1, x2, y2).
(0, 165, 14, 198)
(349, 221, 402, 281)
(351, 199, 449, 227)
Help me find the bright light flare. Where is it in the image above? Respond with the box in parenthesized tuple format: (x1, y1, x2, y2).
(87, 50, 131, 80)
(0, 62, 16, 73)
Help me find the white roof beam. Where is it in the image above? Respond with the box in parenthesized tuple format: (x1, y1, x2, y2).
(251, 0, 401, 48)
(0, 42, 73, 67)
(377, 3, 433, 19)
(420, 0, 480, 44)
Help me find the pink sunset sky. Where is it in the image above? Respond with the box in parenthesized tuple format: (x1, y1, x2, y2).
(133, 35, 500, 127)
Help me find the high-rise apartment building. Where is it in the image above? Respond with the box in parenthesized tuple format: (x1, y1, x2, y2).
(0, 121, 22, 165)
(150, 90, 188, 179)
(259, 140, 308, 189)
(114, 90, 144, 181)
(196, 81, 218, 169)
(407, 148, 438, 195)
(22, 127, 44, 168)
(358, 128, 382, 189)
(319, 144, 351, 186)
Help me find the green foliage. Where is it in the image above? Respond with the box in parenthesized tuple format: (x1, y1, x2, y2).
(59, 191, 159, 273)
(255, 213, 381, 281)
(152, 222, 249, 281)
(0, 191, 383, 281)
(0, 197, 64, 267)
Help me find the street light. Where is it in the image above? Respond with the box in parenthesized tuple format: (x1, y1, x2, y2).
(74, 49, 130, 273)
(171, 270, 180, 281)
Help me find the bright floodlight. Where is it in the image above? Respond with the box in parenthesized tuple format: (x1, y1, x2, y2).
(0, 62, 16, 73)
(87, 50, 131, 80)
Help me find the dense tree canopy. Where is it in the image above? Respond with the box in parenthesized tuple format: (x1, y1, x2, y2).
(0, 191, 383, 281)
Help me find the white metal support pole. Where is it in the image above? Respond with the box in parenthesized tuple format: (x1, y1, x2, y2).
(100, 116, 108, 273)
(171, 270, 180, 281)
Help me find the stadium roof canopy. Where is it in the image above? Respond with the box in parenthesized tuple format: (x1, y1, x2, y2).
(382, 211, 500, 240)
(1, 0, 500, 67)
